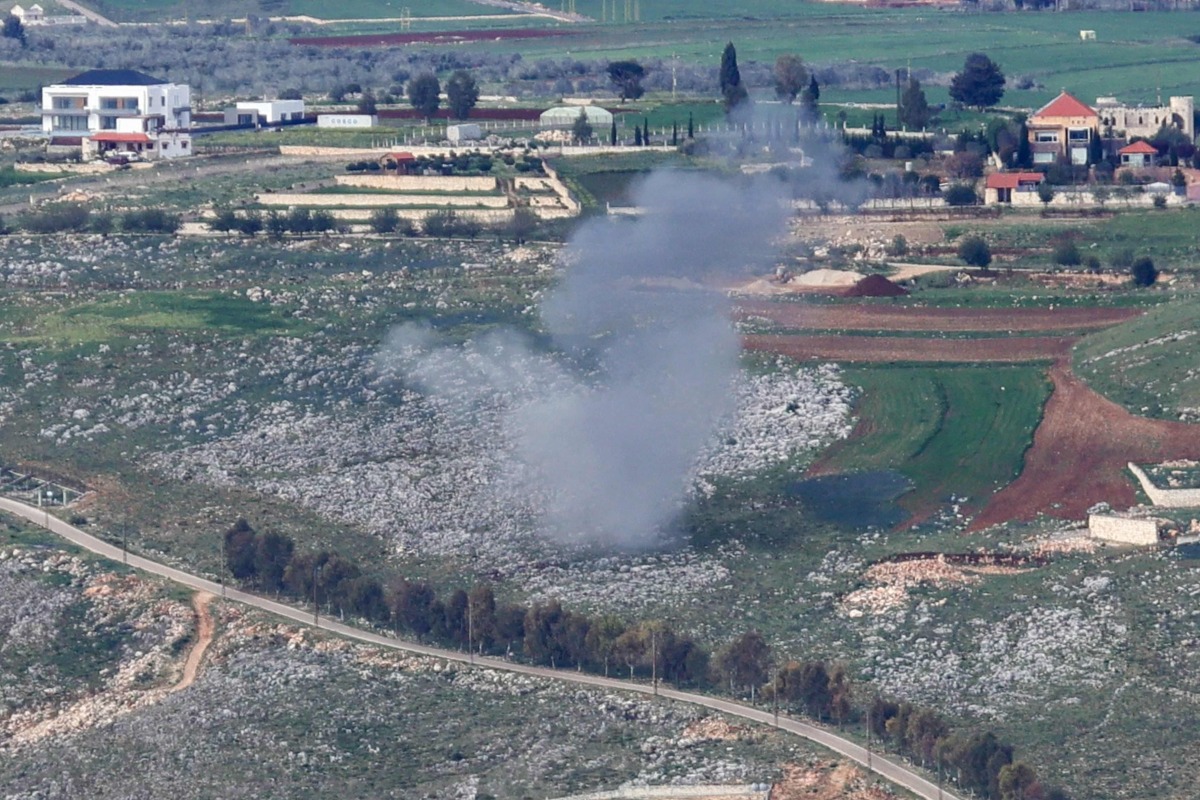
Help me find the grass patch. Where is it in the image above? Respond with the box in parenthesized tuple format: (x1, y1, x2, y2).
(1073, 295, 1200, 419)
(815, 364, 1050, 516)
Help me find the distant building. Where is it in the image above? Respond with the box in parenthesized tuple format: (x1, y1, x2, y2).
(539, 105, 613, 129)
(11, 3, 85, 26)
(447, 123, 482, 143)
(1028, 91, 1099, 166)
(1118, 140, 1158, 168)
(225, 99, 306, 127)
(42, 69, 192, 160)
(1095, 95, 1194, 141)
(984, 171, 1044, 204)
(316, 113, 377, 129)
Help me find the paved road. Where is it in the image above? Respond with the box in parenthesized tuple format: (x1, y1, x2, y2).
(56, 0, 117, 26)
(0, 496, 960, 800)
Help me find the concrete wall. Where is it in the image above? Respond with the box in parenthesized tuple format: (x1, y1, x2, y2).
(334, 174, 497, 192)
(329, 208, 515, 226)
(1129, 462, 1200, 507)
(257, 193, 509, 208)
(987, 188, 1184, 208)
(1088, 513, 1163, 545)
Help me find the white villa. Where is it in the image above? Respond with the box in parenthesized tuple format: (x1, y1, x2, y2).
(11, 3, 86, 25)
(42, 69, 193, 160)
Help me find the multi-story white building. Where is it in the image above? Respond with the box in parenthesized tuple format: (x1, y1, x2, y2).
(42, 69, 192, 160)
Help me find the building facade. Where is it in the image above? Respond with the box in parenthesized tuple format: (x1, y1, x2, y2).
(42, 69, 192, 160)
(1027, 91, 1099, 166)
(225, 100, 306, 126)
(1095, 95, 1194, 141)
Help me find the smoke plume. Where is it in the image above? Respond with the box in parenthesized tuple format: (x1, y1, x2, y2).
(381, 170, 790, 550)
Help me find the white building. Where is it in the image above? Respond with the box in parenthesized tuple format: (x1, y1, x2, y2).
(42, 69, 192, 160)
(1095, 95, 1195, 141)
(226, 99, 306, 126)
(447, 123, 482, 143)
(539, 105, 613, 129)
(11, 4, 43, 23)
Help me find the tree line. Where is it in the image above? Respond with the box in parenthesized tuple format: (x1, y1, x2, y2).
(0, 204, 181, 235)
(221, 519, 1067, 800)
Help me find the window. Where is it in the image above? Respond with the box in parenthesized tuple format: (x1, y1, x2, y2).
(1035, 131, 1059, 143)
(52, 96, 84, 110)
(1068, 129, 1090, 141)
(52, 115, 88, 131)
(1034, 152, 1055, 164)
(100, 116, 118, 130)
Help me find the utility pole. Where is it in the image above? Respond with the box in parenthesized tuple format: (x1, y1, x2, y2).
(671, 53, 678, 100)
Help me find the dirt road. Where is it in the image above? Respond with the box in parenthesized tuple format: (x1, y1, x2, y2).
(736, 302, 1139, 333)
(743, 333, 1074, 363)
(0, 495, 960, 800)
(173, 592, 214, 693)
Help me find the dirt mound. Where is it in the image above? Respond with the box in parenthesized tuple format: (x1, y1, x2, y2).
(794, 268, 864, 287)
(845, 274, 908, 297)
(972, 361, 1200, 528)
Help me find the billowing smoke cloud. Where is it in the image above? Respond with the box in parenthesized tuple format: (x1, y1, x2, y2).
(380, 170, 791, 550)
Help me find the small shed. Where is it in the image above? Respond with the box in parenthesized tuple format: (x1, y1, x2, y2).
(1089, 513, 1168, 546)
(539, 105, 613, 129)
(1119, 140, 1157, 168)
(380, 151, 418, 174)
(447, 123, 482, 143)
(985, 171, 1044, 204)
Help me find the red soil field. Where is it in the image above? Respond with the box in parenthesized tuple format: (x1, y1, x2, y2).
(971, 360, 1200, 528)
(734, 301, 1141, 333)
(742, 334, 1075, 363)
(290, 29, 576, 47)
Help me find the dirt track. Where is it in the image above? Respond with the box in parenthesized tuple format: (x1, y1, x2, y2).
(971, 361, 1200, 528)
(735, 302, 1141, 332)
(174, 592, 214, 693)
(743, 334, 1074, 362)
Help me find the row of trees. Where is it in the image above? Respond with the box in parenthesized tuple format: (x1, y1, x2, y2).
(1, 203, 181, 235)
(221, 519, 1065, 800)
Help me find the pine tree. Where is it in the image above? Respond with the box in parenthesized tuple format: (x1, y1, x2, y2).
(720, 42, 748, 112)
(899, 78, 931, 130)
(687, 111, 694, 138)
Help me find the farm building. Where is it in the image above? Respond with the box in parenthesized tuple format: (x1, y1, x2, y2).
(42, 69, 192, 160)
(539, 105, 613, 129)
(1028, 91, 1099, 166)
(447, 123, 482, 143)
(225, 100, 306, 126)
(985, 172, 1044, 204)
(1088, 513, 1169, 546)
(1118, 140, 1157, 168)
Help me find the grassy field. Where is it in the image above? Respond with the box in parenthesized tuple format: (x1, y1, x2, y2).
(0, 65, 75, 92)
(814, 364, 1050, 517)
(1073, 295, 1200, 420)
(82, 0, 514, 22)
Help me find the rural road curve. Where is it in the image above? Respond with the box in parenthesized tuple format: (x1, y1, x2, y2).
(0, 496, 960, 800)
(55, 0, 117, 26)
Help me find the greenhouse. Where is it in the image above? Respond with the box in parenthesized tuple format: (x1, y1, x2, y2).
(539, 105, 614, 129)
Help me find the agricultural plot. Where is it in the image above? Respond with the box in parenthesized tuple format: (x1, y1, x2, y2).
(809, 365, 1049, 522)
(85, 0, 516, 22)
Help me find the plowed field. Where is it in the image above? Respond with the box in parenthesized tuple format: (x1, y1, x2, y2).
(971, 360, 1200, 528)
(743, 334, 1073, 363)
(735, 301, 1140, 332)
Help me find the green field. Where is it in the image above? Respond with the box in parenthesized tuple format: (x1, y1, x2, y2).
(0, 65, 74, 92)
(813, 364, 1050, 517)
(1073, 295, 1200, 420)
(81, 0, 513, 22)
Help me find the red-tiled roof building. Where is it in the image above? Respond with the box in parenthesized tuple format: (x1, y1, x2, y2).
(1028, 91, 1100, 166)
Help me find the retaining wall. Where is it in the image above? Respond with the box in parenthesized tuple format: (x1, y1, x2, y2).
(329, 208, 514, 225)
(257, 193, 509, 208)
(1088, 513, 1163, 545)
(1129, 462, 1200, 507)
(547, 786, 768, 800)
(334, 174, 498, 192)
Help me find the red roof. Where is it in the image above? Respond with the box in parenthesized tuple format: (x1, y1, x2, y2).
(89, 132, 152, 143)
(1119, 140, 1158, 155)
(986, 172, 1044, 190)
(1032, 91, 1098, 120)
(386, 151, 416, 162)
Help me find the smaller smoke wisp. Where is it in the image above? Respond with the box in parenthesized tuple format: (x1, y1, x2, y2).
(379, 171, 789, 551)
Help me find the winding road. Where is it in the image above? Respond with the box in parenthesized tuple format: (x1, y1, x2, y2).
(0, 495, 960, 800)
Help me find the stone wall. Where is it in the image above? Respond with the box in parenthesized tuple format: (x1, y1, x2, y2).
(1129, 462, 1200, 507)
(1088, 513, 1164, 545)
(257, 193, 509, 208)
(330, 208, 515, 225)
(335, 174, 498, 192)
(547, 786, 768, 800)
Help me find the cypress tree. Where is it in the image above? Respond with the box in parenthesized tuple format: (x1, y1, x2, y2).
(643, 118, 650, 146)
(610, 118, 617, 146)
(687, 111, 694, 138)
(672, 120, 678, 146)
(635, 125, 643, 146)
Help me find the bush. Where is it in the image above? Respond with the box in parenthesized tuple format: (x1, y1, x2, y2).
(210, 207, 239, 233)
(265, 210, 287, 239)
(886, 234, 909, 257)
(944, 183, 978, 206)
(423, 209, 481, 238)
(89, 212, 115, 236)
(369, 207, 400, 234)
(1052, 240, 1081, 267)
(20, 203, 90, 233)
(1153, 193, 1168, 209)
(1131, 256, 1158, 287)
(120, 208, 182, 234)
(957, 235, 992, 268)
(236, 210, 264, 237)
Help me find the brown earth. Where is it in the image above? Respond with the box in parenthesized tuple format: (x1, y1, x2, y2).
(769, 761, 893, 800)
(735, 301, 1141, 332)
(742, 334, 1074, 363)
(174, 592, 215, 693)
(971, 360, 1200, 528)
(289, 28, 574, 46)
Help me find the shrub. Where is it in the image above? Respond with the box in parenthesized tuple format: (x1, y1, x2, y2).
(20, 203, 90, 233)
(1052, 240, 1081, 267)
(89, 212, 115, 236)
(265, 210, 287, 239)
(120, 208, 182, 234)
(211, 207, 239, 232)
(310, 209, 336, 233)
(957, 235, 992, 268)
(1153, 193, 1168, 209)
(286, 207, 313, 233)
(886, 234, 909, 257)
(370, 207, 400, 234)
(236, 210, 264, 237)
(1131, 256, 1158, 287)
(944, 183, 978, 206)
